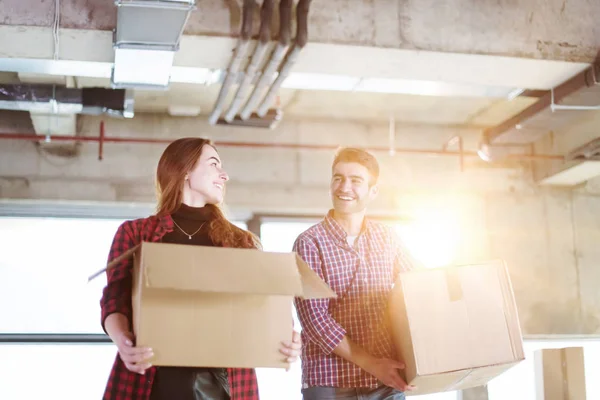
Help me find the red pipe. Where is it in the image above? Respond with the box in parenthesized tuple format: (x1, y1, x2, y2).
(98, 120, 105, 161)
(0, 132, 565, 161)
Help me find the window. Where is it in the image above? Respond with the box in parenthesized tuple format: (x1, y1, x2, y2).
(0, 216, 247, 334)
(0, 344, 117, 399)
(0, 217, 125, 333)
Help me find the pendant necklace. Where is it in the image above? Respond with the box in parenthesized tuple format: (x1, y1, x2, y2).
(172, 220, 207, 240)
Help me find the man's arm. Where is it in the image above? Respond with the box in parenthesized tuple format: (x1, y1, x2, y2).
(390, 228, 422, 279)
(293, 237, 346, 354)
(293, 237, 413, 392)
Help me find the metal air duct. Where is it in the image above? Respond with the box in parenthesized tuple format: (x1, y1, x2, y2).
(0, 84, 134, 118)
(112, 0, 196, 89)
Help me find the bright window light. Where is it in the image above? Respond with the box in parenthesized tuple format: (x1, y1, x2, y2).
(0, 344, 116, 400)
(395, 208, 461, 269)
(282, 72, 360, 91)
(354, 78, 517, 98)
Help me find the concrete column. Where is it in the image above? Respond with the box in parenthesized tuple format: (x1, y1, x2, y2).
(459, 385, 489, 400)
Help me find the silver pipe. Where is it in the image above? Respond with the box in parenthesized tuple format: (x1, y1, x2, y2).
(207, 0, 255, 125)
(224, 42, 270, 122)
(256, 45, 301, 117)
(207, 40, 250, 125)
(239, 43, 288, 120)
(551, 104, 600, 111)
(239, 0, 292, 121)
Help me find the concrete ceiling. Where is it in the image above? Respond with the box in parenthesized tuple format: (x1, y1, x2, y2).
(0, 0, 597, 131)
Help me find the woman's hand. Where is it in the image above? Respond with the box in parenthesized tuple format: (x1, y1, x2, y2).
(113, 331, 154, 375)
(105, 313, 153, 375)
(280, 330, 302, 370)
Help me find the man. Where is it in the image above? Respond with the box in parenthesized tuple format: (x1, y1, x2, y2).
(293, 147, 419, 400)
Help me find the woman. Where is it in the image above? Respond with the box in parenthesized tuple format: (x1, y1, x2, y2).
(100, 138, 301, 400)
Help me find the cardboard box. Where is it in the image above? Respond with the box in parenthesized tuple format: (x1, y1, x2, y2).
(389, 260, 525, 395)
(535, 347, 587, 400)
(98, 241, 336, 368)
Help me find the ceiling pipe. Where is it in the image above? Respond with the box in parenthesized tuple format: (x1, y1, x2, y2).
(0, 84, 134, 118)
(483, 63, 600, 146)
(208, 0, 255, 125)
(223, 0, 275, 122)
(256, 0, 311, 117)
(0, 132, 564, 161)
(239, 0, 293, 121)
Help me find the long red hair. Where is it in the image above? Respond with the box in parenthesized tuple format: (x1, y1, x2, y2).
(155, 137, 259, 249)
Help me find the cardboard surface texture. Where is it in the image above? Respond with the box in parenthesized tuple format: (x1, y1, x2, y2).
(106, 241, 336, 369)
(535, 347, 587, 400)
(389, 260, 525, 395)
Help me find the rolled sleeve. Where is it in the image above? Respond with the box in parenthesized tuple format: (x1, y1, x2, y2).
(100, 220, 137, 333)
(293, 237, 346, 355)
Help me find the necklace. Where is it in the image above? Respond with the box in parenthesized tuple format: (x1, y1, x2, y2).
(172, 220, 207, 240)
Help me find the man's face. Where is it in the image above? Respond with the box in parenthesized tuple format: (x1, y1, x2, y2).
(330, 161, 378, 215)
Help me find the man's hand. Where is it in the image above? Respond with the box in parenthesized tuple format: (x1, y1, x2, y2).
(363, 357, 416, 393)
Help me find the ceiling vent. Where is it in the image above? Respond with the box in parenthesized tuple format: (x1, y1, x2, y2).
(111, 0, 196, 89)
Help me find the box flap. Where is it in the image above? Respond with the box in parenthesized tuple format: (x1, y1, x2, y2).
(141, 242, 305, 295)
(295, 254, 337, 299)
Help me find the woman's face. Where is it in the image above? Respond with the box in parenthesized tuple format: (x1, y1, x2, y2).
(185, 145, 229, 205)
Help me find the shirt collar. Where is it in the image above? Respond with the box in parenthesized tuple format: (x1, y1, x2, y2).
(324, 209, 371, 244)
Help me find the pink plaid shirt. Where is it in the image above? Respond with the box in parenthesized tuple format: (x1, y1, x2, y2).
(293, 211, 416, 389)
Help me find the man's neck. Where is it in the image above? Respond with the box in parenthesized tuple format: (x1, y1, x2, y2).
(332, 210, 365, 236)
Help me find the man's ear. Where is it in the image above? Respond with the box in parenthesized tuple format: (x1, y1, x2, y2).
(369, 183, 379, 200)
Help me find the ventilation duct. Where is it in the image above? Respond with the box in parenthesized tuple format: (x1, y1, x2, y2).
(112, 0, 196, 89)
(539, 137, 600, 186)
(0, 84, 134, 118)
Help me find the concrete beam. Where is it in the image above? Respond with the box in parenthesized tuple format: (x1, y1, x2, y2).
(1, 0, 599, 62)
(0, 26, 589, 91)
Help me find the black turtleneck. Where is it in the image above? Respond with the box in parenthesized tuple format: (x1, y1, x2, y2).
(162, 203, 215, 246)
(149, 203, 230, 400)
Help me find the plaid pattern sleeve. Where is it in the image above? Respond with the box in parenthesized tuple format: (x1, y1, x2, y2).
(293, 236, 347, 354)
(100, 220, 138, 332)
(388, 226, 420, 280)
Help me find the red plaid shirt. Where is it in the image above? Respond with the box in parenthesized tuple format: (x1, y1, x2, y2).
(100, 214, 259, 400)
(293, 211, 416, 389)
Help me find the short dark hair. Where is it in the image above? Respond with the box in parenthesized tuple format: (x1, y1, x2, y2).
(332, 147, 379, 184)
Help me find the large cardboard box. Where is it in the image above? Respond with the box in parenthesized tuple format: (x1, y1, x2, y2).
(98, 241, 336, 368)
(389, 260, 525, 395)
(535, 347, 587, 400)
